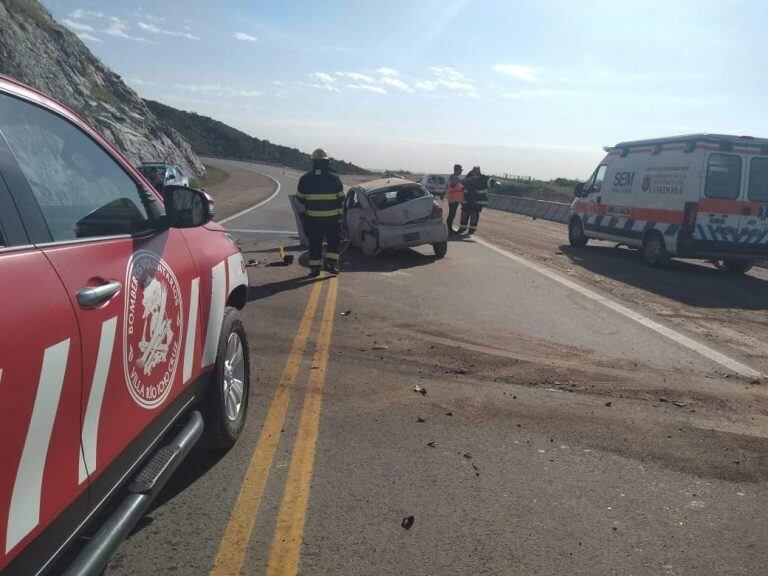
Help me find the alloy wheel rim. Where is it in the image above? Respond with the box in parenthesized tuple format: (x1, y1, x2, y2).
(223, 332, 245, 421)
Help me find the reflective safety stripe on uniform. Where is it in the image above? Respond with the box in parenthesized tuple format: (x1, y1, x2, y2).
(79, 317, 118, 484)
(298, 193, 339, 200)
(6, 339, 70, 553)
(309, 259, 323, 267)
(306, 209, 341, 217)
(325, 251, 340, 261)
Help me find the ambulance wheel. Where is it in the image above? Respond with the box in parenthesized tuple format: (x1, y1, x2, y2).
(568, 217, 588, 247)
(642, 231, 667, 267)
(721, 259, 753, 275)
(201, 307, 250, 450)
(432, 241, 448, 258)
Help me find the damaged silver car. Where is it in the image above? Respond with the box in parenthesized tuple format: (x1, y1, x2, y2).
(344, 178, 449, 258)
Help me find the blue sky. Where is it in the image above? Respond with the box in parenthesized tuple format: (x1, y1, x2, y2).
(43, 0, 767, 178)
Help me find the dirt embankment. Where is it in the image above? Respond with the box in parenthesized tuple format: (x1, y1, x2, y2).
(477, 207, 768, 369)
(198, 157, 276, 220)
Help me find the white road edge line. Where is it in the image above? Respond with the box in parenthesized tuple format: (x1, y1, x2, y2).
(473, 235, 763, 379)
(216, 168, 282, 225)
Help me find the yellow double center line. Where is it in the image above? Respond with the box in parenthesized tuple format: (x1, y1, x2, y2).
(211, 275, 339, 576)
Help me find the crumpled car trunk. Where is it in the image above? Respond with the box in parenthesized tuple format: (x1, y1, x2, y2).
(376, 197, 434, 225)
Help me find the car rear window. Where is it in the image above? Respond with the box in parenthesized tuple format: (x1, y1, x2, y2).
(705, 153, 742, 199)
(369, 186, 426, 209)
(748, 157, 768, 201)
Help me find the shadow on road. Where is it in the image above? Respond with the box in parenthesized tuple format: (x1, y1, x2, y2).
(340, 245, 440, 273)
(560, 244, 768, 310)
(247, 275, 327, 301)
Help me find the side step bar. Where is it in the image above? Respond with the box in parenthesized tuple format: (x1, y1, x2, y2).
(63, 411, 204, 576)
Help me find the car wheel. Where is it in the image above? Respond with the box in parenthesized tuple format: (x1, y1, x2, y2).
(568, 217, 588, 247)
(201, 306, 250, 450)
(721, 259, 753, 275)
(432, 241, 448, 258)
(642, 231, 667, 267)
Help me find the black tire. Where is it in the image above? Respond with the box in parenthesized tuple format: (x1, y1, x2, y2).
(642, 231, 667, 267)
(201, 306, 250, 450)
(568, 217, 588, 247)
(722, 259, 754, 275)
(432, 241, 448, 258)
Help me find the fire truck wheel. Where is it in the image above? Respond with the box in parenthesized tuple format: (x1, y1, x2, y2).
(201, 306, 250, 450)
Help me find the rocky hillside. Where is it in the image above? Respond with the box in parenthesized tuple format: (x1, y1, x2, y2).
(145, 100, 370, 175)
(0, 0, 203, 176)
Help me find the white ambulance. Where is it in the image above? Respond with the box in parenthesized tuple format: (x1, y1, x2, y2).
(568, 134, 768, 273)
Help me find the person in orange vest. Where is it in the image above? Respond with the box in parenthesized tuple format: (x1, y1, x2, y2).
(445, 163, 464, 233)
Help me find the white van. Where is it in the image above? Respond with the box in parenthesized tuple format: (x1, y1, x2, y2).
(420, 174, 446, 199)
(568, 134, 768, 273)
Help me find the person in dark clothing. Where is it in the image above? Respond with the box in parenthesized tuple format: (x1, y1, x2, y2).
(457, 166, 489, 235)
(298, 148, 345, 276)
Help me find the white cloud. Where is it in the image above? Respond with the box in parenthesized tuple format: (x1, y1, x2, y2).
(380, 76, 412, 92)
(138, 21, 161, 33)
(414, 80, 438, 92)
(492, 64, 539, 82)
(128, 78, 155, 86)
(172, 83, 263, 97)
(104, 20, 153, 42)
(70, 8, 106, 20)
(234, 32, 259, 42)
(76, 32, 102, 43)
(310, 72, 335, 84)
(310, 83, 340, 92)
(138, 21, 199, 39)
(437, 78, 476, 93)
(336, 72, 376, 83)
(429, 66, 463, 81)
(377, 67, 399, 77)
(62, 18, 94, 32)
(499, 88, 553, 99)
(348, 84, 387, 95)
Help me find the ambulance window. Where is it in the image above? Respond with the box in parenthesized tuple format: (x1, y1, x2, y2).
(748, 157, 768, 201)
(705, 154, 742, 199)
(0, 92, 153, 242)
(592, 165, 607, 193)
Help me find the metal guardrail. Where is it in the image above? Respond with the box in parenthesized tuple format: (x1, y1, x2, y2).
(487, 194, 571, 224)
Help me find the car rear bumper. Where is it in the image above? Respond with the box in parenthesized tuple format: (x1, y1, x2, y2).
(377, 219, 448, 249)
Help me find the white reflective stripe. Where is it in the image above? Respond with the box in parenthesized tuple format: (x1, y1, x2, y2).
(183, 277, 200, 382)
(227, 252, 248, 294)
(6, 339, 70, 553)
(79, 317, 117, 484)
(203, 262, 226, 367)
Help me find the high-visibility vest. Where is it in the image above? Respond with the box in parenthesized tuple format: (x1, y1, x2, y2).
(446, 178, 464, 203)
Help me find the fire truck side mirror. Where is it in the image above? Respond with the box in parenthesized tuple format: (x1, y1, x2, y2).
(162, 185, 215, 228)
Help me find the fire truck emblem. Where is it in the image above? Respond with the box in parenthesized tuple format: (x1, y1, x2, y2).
(124, 251, 183, 409)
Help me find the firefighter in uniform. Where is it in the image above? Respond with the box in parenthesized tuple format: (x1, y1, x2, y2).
(457, 166, 489, 235)
(298, 148, 345, 276)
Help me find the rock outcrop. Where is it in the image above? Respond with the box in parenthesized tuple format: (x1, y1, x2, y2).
(0, 0, 203, 176)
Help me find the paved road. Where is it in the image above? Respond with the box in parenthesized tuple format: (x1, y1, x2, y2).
(101, 161, 768, 576)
